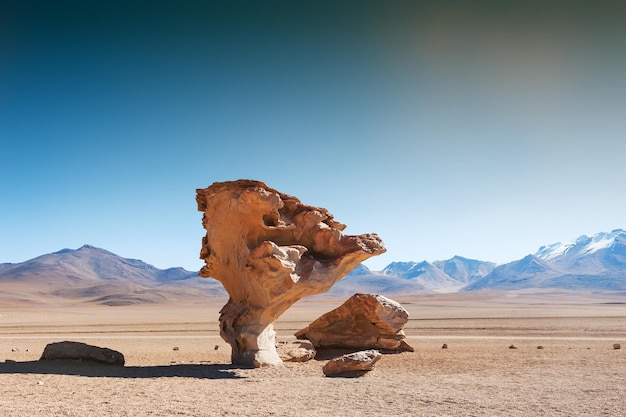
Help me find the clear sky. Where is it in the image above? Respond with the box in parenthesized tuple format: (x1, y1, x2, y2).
(2, 1, 626, 271)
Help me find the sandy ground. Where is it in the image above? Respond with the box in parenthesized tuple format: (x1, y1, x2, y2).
(1, 293, 625, 416)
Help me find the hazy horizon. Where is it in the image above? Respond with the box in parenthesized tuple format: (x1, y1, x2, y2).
(2, 1, 625, 271)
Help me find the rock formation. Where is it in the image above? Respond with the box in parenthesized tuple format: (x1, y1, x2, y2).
(295, 293, 413, 352)
(40, 341, 125, 366)
(322, 350, 382, 377)
(196, 180, 386, 367)
(277, 340, 316, 362)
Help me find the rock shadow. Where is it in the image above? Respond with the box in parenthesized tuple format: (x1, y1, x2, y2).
(0, 360, 244, 379)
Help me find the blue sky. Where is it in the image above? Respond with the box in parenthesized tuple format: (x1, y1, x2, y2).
(2, 1, 626, 271)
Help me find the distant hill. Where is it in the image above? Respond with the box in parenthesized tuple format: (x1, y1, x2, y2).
(462, 255, 561, 291)
(0, 245, 225, 305)
(324, 264, 430, 297)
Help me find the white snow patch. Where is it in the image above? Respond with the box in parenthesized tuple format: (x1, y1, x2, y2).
(579, 234, 615, 255)
(536, 242, 574, 260)
(536, 230, 625, 260)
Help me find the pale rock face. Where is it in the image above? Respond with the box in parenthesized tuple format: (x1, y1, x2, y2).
(277, 340, 316, 362)
(196, 180, 386, 367)
(322, 349, 382, 377)
(295, 293, 414, 352)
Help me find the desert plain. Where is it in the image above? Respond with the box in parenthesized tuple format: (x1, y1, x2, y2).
(1, 291, 625, 416)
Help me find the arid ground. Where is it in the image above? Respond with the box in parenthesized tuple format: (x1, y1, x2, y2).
(1, 292, 625, 416)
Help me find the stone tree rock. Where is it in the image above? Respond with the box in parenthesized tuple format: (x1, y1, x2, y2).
(196, 180, 386, 367)
(295, 293, 414, 352)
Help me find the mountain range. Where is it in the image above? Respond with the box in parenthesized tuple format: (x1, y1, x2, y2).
(311, 229, 626, 295)
(464, 229, 626, 292)
(1, 229, 625, 304)
(0, 245, 225, 305)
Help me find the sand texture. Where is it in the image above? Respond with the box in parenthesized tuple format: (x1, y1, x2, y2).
(1, 294, 625, 416)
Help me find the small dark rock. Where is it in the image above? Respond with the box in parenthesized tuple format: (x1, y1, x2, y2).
(441, 343, 448, 349)
(214, 345, 220, 350)
(509, 345, 517, 349)
(613, 343, 621, 350)
(173, 346, 180, 351)
(40, 341, 125, 366)
(537, 346, 544, 349)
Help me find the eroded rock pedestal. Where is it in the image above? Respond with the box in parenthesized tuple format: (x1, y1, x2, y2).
(196, 180, 386, 367)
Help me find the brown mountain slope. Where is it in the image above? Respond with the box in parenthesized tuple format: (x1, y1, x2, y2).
(0, 245, 225, 305)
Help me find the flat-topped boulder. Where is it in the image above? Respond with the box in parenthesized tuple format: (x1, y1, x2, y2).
(196, 180, 386, 367)
(295, 293, 413, 352)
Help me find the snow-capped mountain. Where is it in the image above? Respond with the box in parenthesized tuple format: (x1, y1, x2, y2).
(534, 229, 626, 276)
(465, 230, 626, 292)
(432, 256, 497, 283)
(535, 229, 626, 265)
(382, 257, 495, 293)
(383, 261, 461, 291)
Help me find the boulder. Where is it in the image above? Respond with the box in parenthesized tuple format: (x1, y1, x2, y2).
(322, 349, 382, 377)
(277, 340, 316, 362)
(295, 293, 413, 352)
(196, 180, 385, 367)
(40, 341, 125, 366)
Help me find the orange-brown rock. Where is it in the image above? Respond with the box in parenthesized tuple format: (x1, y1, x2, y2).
(295, 293, 414, 352)
(322, 349, 382, 377)
(196, 180, 386, 367)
